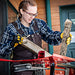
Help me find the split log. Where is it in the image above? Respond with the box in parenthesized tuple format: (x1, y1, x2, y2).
(21, 37, 52, 57)
(60, 19, 72, 56)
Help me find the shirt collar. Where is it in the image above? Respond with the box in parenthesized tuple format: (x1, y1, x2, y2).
(16, 18, 35, 29)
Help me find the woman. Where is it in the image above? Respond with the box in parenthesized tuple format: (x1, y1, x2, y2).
(0, 0, 71, 75)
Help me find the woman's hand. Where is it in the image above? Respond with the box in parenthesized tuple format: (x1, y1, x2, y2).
(60, 33, 72, 45)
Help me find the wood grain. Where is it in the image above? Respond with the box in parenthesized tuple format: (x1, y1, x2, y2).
(21, 37, 52, 57)
(60, 19, 72, 56)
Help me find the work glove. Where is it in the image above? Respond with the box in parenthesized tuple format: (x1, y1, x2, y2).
(60, 33, 72, 45)
(14, 34, 23, 47)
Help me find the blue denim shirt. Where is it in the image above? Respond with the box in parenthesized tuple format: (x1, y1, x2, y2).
(0, 18, 62, 56)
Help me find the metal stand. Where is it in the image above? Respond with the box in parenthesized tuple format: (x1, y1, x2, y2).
(14, 63, 50, 75)
(50, 63, 55, 75)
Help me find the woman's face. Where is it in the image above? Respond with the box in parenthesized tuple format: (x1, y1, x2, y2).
(21, 5, 37, 24)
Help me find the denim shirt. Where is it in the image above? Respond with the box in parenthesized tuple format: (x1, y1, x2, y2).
(0, 18, 62, 56)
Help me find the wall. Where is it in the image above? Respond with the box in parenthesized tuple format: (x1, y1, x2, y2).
(8, 6, 17, 23)
(9, 0, 22, 11)
(50, 0, 75, 54)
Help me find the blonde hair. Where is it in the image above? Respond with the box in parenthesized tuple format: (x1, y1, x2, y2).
(18, 0, 37, 18)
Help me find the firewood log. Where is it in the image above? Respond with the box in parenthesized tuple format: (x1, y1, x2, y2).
(60, 19, 72, 56)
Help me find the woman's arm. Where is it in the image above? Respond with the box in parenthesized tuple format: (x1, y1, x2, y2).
(38, 19, 62, 45)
